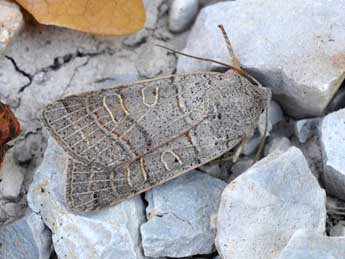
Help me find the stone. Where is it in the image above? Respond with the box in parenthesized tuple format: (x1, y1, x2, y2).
(258, 100, 284, 136)
(216, 147, 326, 259)
(27, 139, 146, 259)
(141, 171, 226, 258)
(0, 211, 52, 259)
(264, 136, 291, 155)
(0, 0, 171, 131)
(136, 39, 176, 78)
(326, 83, 345, 112)
(278, 229, 345, 259)
(169, 0, 199, 33)
(230, 158, 253, 179)
(242, 132, 261, 156)
(294, 118, 320, 144)
(319, 108, 345, 200)
(0, 0, 23, 53)
(177, 0, 345, 118)
(330, 222, 345, 237)
(0, 148, 24, 199)
(200, 162, 231, 181)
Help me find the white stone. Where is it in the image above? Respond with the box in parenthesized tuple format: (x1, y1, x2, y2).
(177, 0, 345, 118)
(294, 118, 320, 144)
(264, 136, 291, 155)
(278, 229, 345, 259)
(216, 147, 326, 259)
(0, 211, 52, 259)
(242, 133, 261, 156)
(319, 108, 345, 200)
(258, 100, 284, 136)
(141, 171, 226, 258)
(230, 158, 253, 179)
(27, 139, 146, 259)
(169, 0, 199, 33)
(0, 149, 24, 199)
(0, 0, 23, 52)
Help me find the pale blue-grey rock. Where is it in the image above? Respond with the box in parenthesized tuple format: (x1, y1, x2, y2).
(177, 0, 345, 118)
(258, 100, 284, 136)
(319, 108, 345, 200)
(141, 171, 226, 258)
(278, 229, 345, 259)
(27, 138, 146, 259)
(294, 118, 320, 144)
(0, 149, 24, 199)
(216, 147, 326, 259)
(169, 0, 199, 33)
(0, 211, 52, 259)
(264, 136, 291, 155)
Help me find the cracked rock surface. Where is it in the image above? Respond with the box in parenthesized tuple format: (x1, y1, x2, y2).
(141, 171, 226, 257)
(216, 147, 326, 259)
(177, 0, 345, 118)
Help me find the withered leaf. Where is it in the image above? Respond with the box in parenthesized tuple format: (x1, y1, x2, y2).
(16, 0, 146, 35)
(0, 102, 21, 168)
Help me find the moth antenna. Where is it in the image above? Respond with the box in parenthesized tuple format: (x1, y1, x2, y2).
(255, 107, 269, 162)
(217, 24, 241, 71)
(156, 44, 242, 74)
(156, 39, 262, 86)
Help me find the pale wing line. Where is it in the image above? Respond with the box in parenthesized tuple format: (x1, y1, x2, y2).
(56, 113, 109, 135)
(74, 187, 115, 195)
(71, 178, 127, 184)
(68, 137, 239, 186)
(47, 108, 88, 124)
(73, 197, 101, 209)
(116, 78, 218, 141)
(124, 104, 207, 154)
(45, 102, 82, 112)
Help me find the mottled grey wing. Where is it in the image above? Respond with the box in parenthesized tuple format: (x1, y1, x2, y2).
(43, 71, 270, 211)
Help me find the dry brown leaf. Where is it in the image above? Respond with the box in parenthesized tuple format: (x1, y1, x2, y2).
(16, 0, 146, 35)
(0, 102, 21, 168)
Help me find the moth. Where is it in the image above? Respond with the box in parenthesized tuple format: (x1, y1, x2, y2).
(42, 25, 271, 211)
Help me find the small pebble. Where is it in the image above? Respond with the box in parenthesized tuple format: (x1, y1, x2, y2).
(169, 0, 199, 33)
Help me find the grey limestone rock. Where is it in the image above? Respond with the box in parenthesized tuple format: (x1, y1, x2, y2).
(177, 0, 345, 118)
(0, 211, 52, 259)
(216, 147, 326, 259)
(141, 171, 226, 258)
(27, 139, 147, 259)
(278, 229, 345, 259)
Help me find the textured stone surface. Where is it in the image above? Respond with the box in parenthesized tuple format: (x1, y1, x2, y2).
(0, 0, 175, 131)
(177, 0, 345, 118)
(0, 0, 23, 52)
(258, 100, 284, 136)
(27, 139, 146, 259)
(169, 0, 199, 33)
(0, 211, 52, 259)
(294, 118, 320, 144)
(330, 222, 345, 237)
(264, 136, 291, 155)
(278, 229, 345, 259)
(216, 147, 326, 259)
(0, 148, 24, 199)
(141, 172, 226, 258)
(319, 108, 345, 200)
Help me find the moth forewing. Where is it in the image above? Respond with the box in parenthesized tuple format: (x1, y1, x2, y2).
(42, 71, 270, 211)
